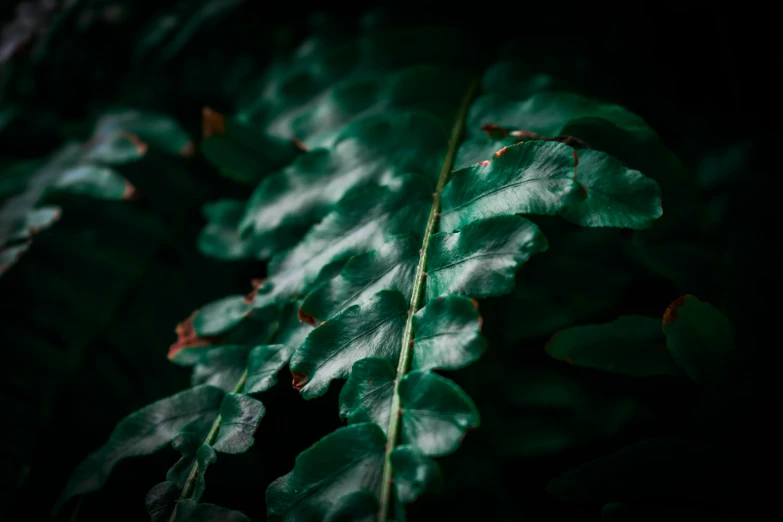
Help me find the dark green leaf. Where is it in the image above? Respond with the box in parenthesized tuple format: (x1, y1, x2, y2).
(546, 315, 681, 377)
(175, 499, 251, 522)
(245, 344, 295, 393)
(199, 199, 265, 260)
(146, 482, 251, 522)
(201, 115, 302, 185)
(662, 295, 735, 384)
(266, 423, 386, 521)
(299, 234, 419, 324)
(92, 110, 192, 157)
(323, 491, 379, 522)
(251, 174, 431, 309)
(238, 113, 446, 256)
(440, 141, 579, 233)
(563, 148, 662, 229)
(193, 296, 252, 337)
(398, 371, 479, 456)
(80, 130, 148, 165)
(391, 445, 442, 503)
(340, 361, 479, 456)
(55, 385, 226, 513)
(0, 242, 30, 276)
(146, 482, 181, 522)
(166, 435, 216, 502)
(411, 295, 486, 371)
(213, 393, 265, 453)
(53, 164, 132, 200)
(169, 442, 216, 503)
(6, 205, 60, 241)
(466, 90, 655, 141)
(192, 345, 251, 391)
(291, 291, 407, 398)
(426, 215, 548, 301)
(339, 358, 395, 429)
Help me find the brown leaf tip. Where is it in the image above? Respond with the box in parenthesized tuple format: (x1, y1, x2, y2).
(291, 137, 308, 151)
(244, 278, 266, 305)
(291, 372, 308, 390)
(179, 141, 196, 157)
(493, 146, 512, 158)
(480, 123, 509, 139)
(544, 332, 560, 353)
(0, 241, 31, 275)
(123, 180, 137, 200)
(202, 107, 226, 139)
(662, 294, 694, 326)
(168, 312, 220, 360)
(298, 307, 318, 326)
(121, 132, 148, 156)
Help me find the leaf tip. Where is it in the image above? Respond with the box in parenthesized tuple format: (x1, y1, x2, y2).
(297, 307, 318, 326)
(480, 123, 508, 139)
(122, 179, 137, 200)
(291, 372, 308, 391)
(291, 137, 308, 151)
(662, 294, 693, 326)
(202, 107, 226, 138)
(179, 140, 196, 157)
(168, 312, 219, 360)
(244, 278, 265, 305)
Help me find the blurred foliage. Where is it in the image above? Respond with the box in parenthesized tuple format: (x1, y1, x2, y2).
(0, 3, 773, 522)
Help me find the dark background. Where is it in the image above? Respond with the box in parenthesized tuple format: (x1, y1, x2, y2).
(0, 2, 776, 521)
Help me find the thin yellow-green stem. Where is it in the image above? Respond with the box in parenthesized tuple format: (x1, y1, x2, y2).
(168, 369, 248, 522)
(377, 77, 479, 522)
(169, 311, 283, 521)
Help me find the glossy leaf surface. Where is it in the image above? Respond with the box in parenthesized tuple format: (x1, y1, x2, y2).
(339, 359, 479, 456)
(55, 385, 225, 512)
(391, 445, 442, 503)
(266, 423, 386, 521)
(426, 215, 549, 301)
(411, 295, 486, 371)
(291, 291, 407, 398)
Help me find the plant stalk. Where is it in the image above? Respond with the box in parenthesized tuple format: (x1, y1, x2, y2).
(377, 77, 479, 522)
(168, 369, 248, 522)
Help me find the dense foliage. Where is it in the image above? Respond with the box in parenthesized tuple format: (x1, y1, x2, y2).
(1, 3, 770, 522)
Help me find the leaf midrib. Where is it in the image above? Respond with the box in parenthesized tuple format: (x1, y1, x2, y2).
(377, 76, 480, 522)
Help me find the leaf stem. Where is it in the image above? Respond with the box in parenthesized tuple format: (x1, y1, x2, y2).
(169, 312, 283, 521)
(168, 370, 248, 522)
(377, 77, 479, 522)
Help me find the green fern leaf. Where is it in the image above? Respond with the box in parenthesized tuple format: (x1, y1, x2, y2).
(54, 384, 264, 513)
(179, 23, 666, 520)
(63, 18, 672, 521)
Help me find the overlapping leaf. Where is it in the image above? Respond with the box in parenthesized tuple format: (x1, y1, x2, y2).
(54, 385, 264, 513)
(63, 19, 671, 522)
(0, 110, 189, 276)
(547, 294, 734, 384)
(198, 25, 479, 260)
(249, 53, 664, 521)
